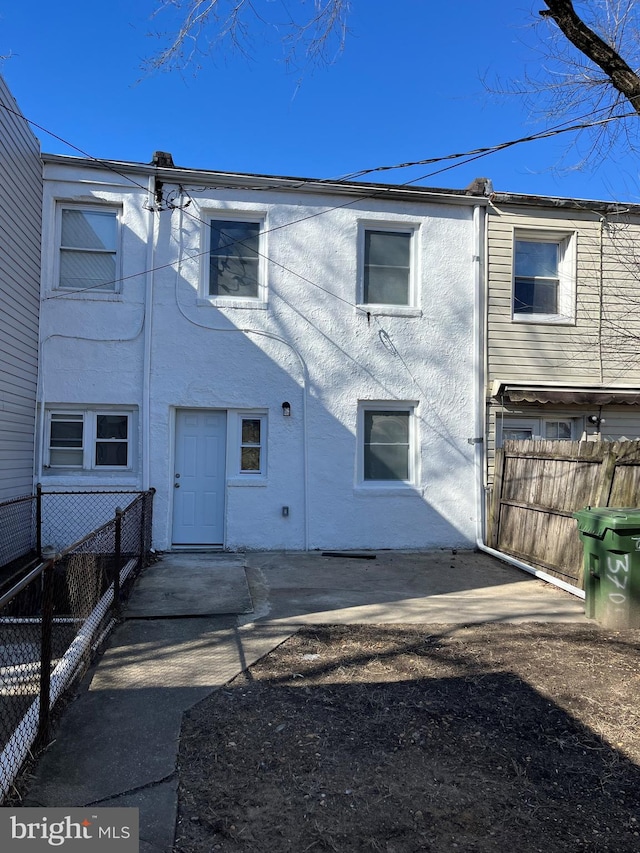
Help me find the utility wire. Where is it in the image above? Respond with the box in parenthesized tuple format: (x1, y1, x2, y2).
(337, 111, 638, 181)
(3, 99, 633, 311)
(8, 100, 632, 403)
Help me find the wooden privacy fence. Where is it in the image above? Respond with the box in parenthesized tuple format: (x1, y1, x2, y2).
(489, 440, 640, 587)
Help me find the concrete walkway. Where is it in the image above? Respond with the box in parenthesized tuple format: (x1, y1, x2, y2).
(22, 549, 585, 852)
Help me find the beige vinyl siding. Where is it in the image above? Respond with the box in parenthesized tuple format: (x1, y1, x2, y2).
(0, 75, 42, 500)
(485, 203, 640, 487)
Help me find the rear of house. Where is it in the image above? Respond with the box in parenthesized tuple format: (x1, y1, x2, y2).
(38, 154, 485, 551)
(0, 76, 42, 501)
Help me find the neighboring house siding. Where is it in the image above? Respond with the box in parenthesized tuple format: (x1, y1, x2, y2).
(488, 206, 603, 382)
(0, 76, 41, 500)
(485, 201, 640, 485)
(39, 158, 481, 551)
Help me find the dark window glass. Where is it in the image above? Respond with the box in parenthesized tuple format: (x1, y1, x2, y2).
(364, 410, 410, 481)
(210, 221, 260, 298)
(364, 231, 411, 305)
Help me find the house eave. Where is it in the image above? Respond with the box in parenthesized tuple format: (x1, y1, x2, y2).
(491, 191, 640, 217)
(41, 152, 490, 206)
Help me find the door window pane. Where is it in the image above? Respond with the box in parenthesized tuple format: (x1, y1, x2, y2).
(240, 418, 262, 472)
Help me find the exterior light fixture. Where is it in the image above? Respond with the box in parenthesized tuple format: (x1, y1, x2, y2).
(587, 414, 606, 429)
(282, 402, 291, 417)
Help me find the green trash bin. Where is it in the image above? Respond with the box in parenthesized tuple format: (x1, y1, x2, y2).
(574, 507, 640, 629)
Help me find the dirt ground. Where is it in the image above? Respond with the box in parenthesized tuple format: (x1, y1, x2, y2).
(175, 623, 640, 853)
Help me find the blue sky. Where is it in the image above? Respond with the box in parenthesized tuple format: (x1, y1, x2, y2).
(1, 1, 639, 201)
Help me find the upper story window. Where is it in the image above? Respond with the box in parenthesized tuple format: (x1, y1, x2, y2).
(512, 230, 576, 324)
(208, 218, 264, 303)
(46, 410, 132, 470)
(360, 226, 417, 308)
(58, 206, 119, 292)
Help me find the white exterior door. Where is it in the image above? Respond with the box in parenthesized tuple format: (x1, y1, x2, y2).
(172, 409, 226, 546)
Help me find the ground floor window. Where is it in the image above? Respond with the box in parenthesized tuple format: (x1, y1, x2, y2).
(498, 415, 578, 446)
(240, 416, 264, 473)
(358, 402, 417, 485)
(46, 409, 133, 470)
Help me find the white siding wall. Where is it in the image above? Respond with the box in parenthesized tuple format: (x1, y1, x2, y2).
(0, 76, 41, 500)
(39, 161, 480, 551)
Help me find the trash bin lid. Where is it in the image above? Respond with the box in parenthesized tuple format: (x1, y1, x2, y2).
(573, 506, 640, 537)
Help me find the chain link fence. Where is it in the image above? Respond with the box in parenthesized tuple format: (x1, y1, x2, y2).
(0, 489, 154, 802)
(0, 496, 38, 578)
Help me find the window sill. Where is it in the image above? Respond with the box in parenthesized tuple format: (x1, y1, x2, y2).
(354, 484, 422, 497)
(227, 476, 268, 487)
(356, 305, 422, 318)
(197, 297, 269, 310)
(40, 471, 139, 487)
(512, 314, 575, 325)
(47, 290, 122, 301)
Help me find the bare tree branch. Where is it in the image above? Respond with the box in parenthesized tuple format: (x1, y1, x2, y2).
(484, 1, 640, 172)
(541, 0, 640, 113)
(144, 0, 351, 74)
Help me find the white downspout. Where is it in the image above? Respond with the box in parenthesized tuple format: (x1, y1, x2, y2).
(142, 177, 155, 491)
(472, 204, 486, 547)
(472, 203, 585, 599)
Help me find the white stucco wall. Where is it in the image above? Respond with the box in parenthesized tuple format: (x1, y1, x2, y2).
(39, 159, 481, 551)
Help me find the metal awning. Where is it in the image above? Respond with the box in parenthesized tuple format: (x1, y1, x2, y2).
(491, 380, 640, 406)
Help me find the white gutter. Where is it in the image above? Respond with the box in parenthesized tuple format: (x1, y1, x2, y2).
(471, 206, 585, 600)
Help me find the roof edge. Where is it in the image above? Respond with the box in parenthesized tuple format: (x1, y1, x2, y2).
(41, 152, 489, 205)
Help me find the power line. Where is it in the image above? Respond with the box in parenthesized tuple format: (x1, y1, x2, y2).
(3, 98, 632, 313)
(337, 111, 638, 182)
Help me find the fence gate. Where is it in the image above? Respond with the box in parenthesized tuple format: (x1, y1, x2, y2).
(488, 439, 640, 586)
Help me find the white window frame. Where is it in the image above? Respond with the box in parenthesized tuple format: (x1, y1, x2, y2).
(497, 416, 581, 447)
(357, 401, 418, 488)
(357, 221, 420, 313)
(201, 212, 268, 309)
(226, 411, 268, 483)
(512, 228, 576, 324)
(45, 409, 134, 471)
(54, 204, 121, 294)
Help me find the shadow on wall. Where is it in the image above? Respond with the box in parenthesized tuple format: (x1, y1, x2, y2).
(150, 199, 477, 550)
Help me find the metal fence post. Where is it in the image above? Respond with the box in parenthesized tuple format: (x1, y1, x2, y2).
(139, 494, 146, 565)
(36, 483, 42, 560)
(37, 557, 55, 748)
(114, 507, 123, 615)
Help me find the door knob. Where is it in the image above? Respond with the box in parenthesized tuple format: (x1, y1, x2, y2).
(174, 483, 180, 488)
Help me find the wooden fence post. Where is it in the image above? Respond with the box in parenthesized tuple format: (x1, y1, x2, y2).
(595, 450, 617, 507)
(488, 448, 505, 549)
